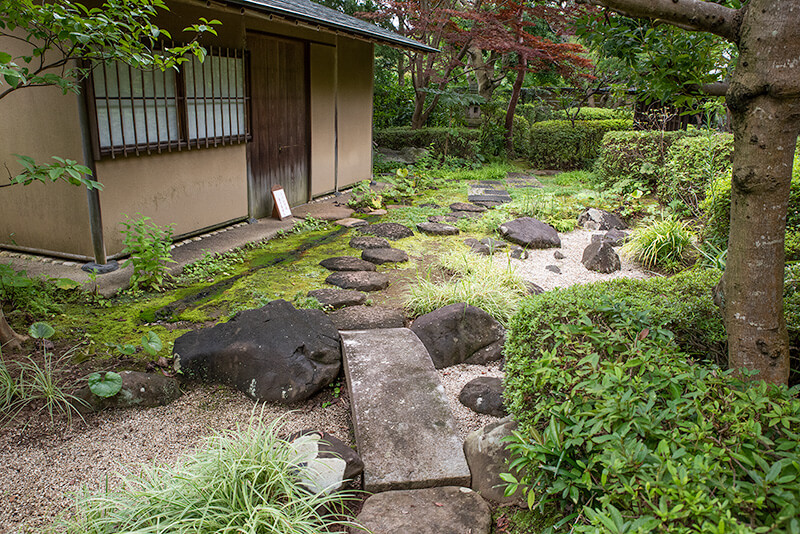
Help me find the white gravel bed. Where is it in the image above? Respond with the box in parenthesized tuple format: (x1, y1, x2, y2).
(510, 228, 652, 290)
(0, 385, 352, 533)
(437, 361, 505, 441)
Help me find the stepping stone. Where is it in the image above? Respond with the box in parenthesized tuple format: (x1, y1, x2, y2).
(418, 203, 441, 208)
(499, 217, 561, 249)
(358, 222, 414, 240)
(464, 238, 491, 256)
(449, 210, 482, 220)
(449, 202, 486, 213)
(320, 256, 376, 272)
(326, 271, 390, 292)
(362, 248, 408, 264)
(349, 236, 391, 250)
(328, 305, 406, 330)
(416, 222, 459, 236)
(428, 215, 459, 224)
(506, 172, 543, 188)
(307, 289, 366, 309)
(458, 377, 506, 417)
(334, 217, 368, 228)
(352, 486, 491, 534)
(480, 237, 507, 252)
(370, 209, 388, 215)
(472, 200, 503, 209)
(468, 184, 512, 204)
(341, 328, 470, 491)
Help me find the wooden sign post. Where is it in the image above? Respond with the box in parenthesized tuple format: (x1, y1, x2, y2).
(271, 185, 292, 220)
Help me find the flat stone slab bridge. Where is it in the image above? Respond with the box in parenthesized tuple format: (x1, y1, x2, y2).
(340, 328, 470, 492)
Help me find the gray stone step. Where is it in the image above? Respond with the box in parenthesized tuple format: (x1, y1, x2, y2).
(340, 328, 470, 492)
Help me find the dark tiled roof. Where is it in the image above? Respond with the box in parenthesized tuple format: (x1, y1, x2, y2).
(227, 0, 437, 52)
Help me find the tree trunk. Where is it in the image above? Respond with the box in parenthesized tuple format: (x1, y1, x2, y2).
(720, 0, 800, 384)
(504, 59, 525, 154)
(0, 307, 26, 351)
(583, 0, 800, 385)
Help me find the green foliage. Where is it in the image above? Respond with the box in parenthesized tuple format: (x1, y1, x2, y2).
(373, 127, 481, 159)
(177, 249, 247, 285)
(2, 322, 87, 426)
(528, 119, 634, 170)
(701, 149, 800, 252)
(503, 299, 800, 533)
(660, 133, 734, 216)
(290, 293, 328, 311)
(86, 372, 122, 398)
(120, 214, 176, 291)
(275, 216, 330, 238)
(373, 55, 415, 128)
(504, 270, 726, 371)
(404, 248, 528, 325)
(63, 417, 357, 534)
(551, 107, 631, 121)
(595, 129, 701, 194)
(0, 0, 216, 97)
(621, 218, 694, 273)
(0, 264, 68, 317)
(10, 154, 101, 190)
(347, 180, 383, 210)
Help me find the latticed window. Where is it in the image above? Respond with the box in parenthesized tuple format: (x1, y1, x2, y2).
(89, 47, 248, 157)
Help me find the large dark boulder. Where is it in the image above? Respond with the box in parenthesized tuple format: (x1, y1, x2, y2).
(582, 241, 621, 273)
(411, 303, 504, 369)
(173, 300, 341, 403)
(358, 222, 414, 240)
(498, 217, 561, 249)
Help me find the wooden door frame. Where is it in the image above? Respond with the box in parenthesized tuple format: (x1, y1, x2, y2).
(245, 30, 312, 220)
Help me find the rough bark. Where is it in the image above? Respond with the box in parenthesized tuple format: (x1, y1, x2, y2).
(504, 57, 525, 154)
(0, 307, 26, 351)
(582, 0, 800, 384)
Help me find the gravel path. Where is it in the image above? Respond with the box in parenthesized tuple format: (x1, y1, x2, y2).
(1, 229, 651, 534)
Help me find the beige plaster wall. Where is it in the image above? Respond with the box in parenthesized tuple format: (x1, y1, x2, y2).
(96, 145, 247, 255)
(0, 33, 92, 257)
(336, 39, 374, 189)
(310, 44, 337, 196)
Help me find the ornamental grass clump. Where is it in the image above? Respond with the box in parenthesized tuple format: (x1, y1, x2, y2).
(503, 298, 800, 533)
(404, 248, 528, 325)
(621, 217, 693, 272)
(63, 417, 358, 534)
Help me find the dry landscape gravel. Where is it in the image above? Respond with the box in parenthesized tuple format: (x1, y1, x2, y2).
(0, 228, 651, 533)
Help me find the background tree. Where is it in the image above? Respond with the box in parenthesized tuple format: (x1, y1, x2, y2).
(0, 0, 214, 350)
(578, 0, 798, 385)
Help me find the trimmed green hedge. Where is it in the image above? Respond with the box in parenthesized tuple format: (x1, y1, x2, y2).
(660, 133, 734, 211)
(595, 129, 701, 193)
(551, 107, 632, 121)
(373, 127, 481, 159)
(528, 119, 634, 170)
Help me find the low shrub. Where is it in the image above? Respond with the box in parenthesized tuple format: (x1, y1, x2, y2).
(503, 297, 800, 533)
(528, 119, 634, 170)
(660, 133, 734, 216)
(63, 417, 357, 534)
(373, 127, 481, 159)
(701, 149, 800, 249)
(504, 270, 726, 369)
(621, 218, 695, 273)
(595, 129, 701, 193)
(551, 107, 632, 121)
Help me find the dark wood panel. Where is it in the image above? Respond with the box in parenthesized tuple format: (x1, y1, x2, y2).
(247, 33, 309, 219)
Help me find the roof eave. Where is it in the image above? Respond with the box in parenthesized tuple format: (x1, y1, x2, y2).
(225, 0, 439, 53)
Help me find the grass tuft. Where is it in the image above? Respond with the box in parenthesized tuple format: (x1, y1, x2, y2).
(622, 217, 694, 272)
(63, 414, 360, 534)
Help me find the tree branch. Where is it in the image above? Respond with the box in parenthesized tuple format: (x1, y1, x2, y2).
(577, 0, 741, 43)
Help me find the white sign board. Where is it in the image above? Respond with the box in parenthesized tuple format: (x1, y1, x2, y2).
(271, 186, 292, 220)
